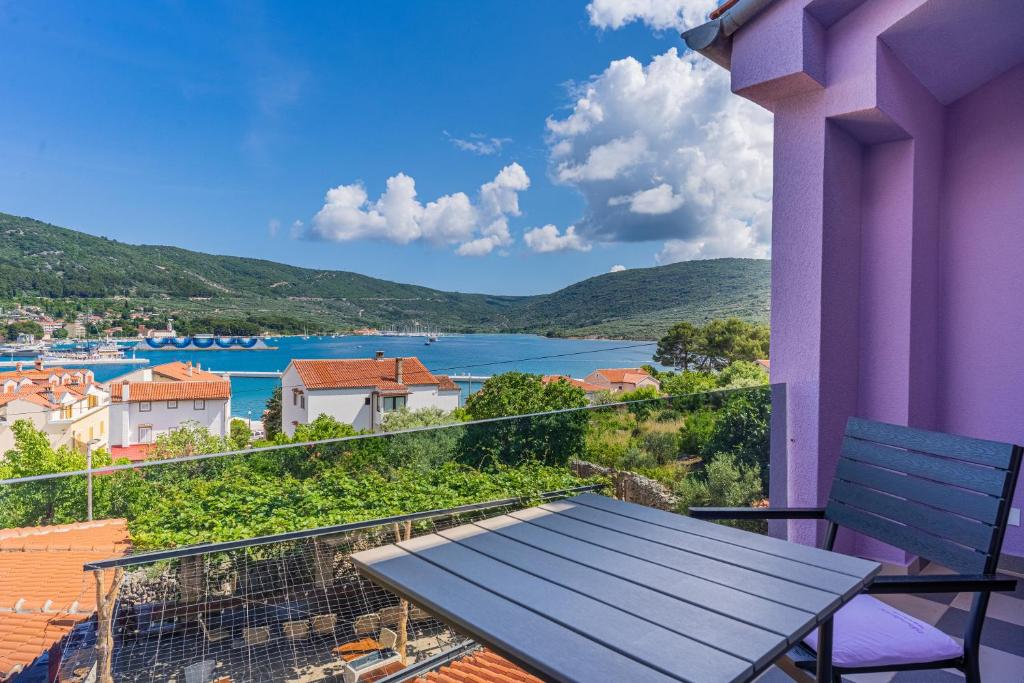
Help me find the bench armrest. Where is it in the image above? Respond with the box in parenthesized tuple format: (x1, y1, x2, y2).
(688, 507, 826, 520)
(866, 574, 1017, 595)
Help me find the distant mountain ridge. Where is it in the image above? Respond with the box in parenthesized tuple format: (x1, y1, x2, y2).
(0, 212, 769, 338)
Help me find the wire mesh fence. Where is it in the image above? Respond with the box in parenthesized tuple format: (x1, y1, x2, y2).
(59, 488, 600, 683)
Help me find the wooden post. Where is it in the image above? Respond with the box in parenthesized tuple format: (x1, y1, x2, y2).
(392, 520, 412, 664)
(93, 567, 124, 683)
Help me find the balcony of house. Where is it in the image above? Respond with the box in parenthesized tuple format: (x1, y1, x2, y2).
(0, 386, 1020, 682)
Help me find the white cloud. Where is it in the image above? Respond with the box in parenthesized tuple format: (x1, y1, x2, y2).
(610, 264, 627, 272)
(545, 47, 773, 262)
(586, 0, 717, 31)
(523, 225, 592, 253)
(310, 163, 530, 255)
(290, 219, 304, 239)
(268, 218, 280, 237)
(445, 131, 512, 156)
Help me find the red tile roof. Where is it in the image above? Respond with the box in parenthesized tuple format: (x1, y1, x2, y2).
(591, 368, 653, 384)
(435, 374, 461, 392)
(0, 519, 130, 679)
(151, 361, 224, 382)
(541, 375, 604, 393)
(110, 380, 231, 402)
(414, 649, 542, 683)
(291, 357, 442, 391)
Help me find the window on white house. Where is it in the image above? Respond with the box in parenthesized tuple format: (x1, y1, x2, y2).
(139, 401, 151, 412)
(167, 400, 178, 409)
(381, 396, 407, 412)
(194, 400, 206, 410)
(300, 395, 305, 409)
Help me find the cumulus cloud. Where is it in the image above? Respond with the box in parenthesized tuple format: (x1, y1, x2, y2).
(523, 225, 592, 253)
(268, 218, 280, 237)
(586, 0, 717, 31)
(445, 131, 512, 156)
(610, 264, 627, 272)
(309, 163, 530, 256)
(545, 47, 773, 263)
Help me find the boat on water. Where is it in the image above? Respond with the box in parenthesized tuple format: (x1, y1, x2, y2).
(0, 342, 47, 358)
(135, 334, 278, 351)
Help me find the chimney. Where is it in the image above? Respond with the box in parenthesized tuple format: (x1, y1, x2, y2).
(121, 380, 130, 401)
(15, 361, 23, 372)
(375, 350, 385, 360)
(187, 361, 193, 377)
(395, 358, 404, 384)
(34, 358, 43, 371)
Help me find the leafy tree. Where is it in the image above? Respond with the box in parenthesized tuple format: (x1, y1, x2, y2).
(462, 373, 589, 467)
(51, 327, 69, 339)
(678, 409, 719, 455)
(701, 387, 771, 488)
(661, 371, 718, 397)
(262, 386, 283, 439)
(229, 418, 251, 450)
(716, 360, 768, 389)
(6, 320, 44, 340)
(654, 321, 703, 370)
(149, 421, 231, 460)
(674, 453, 765, 532)
(292, 414, 358, 442)
(619, 385, 662, 423)
(701, 318, 769, 370)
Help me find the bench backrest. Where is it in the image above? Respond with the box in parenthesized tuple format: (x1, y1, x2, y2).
(825, 417, 1023, 574)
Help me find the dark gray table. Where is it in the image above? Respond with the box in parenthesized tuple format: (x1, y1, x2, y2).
(352, 493, 880, 683)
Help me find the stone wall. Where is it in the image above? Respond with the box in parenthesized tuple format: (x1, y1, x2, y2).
(571, 460, 677, 511)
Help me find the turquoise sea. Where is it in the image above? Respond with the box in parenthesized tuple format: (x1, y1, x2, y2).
(87, 334, 665, 419)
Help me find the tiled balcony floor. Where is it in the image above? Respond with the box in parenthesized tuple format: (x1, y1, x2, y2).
(757, 564, 1024, 683)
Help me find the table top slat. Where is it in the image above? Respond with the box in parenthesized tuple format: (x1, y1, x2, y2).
(490, 511, 819, 636)
(572, 493, 879, 577)
(351, 543, 683, 683)
(511, 507, 837, 619)
(542, 500, 861, 595)
(397, 533, 754, 683)
(438, 522, 789, 670)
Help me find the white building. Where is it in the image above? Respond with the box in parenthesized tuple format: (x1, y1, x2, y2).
(0, 363, 110, 455)
(280, 354, 461, 435)
(108, 377, 231, 446)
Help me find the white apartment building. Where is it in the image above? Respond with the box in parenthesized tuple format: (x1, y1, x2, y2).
(280, 354, 461, 435)
(0, 363, 110, 455)
(108, 379, 231, 446)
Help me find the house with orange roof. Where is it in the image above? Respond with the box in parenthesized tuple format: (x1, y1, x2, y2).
(540, 375, 606, 402)
(0, 361, 110, 456)
(582, 367, 661, 394)
(0, 518, 130, 680)
(281, 352, 461, 435)
(108, 378, 232, 447)
(412, 648, 541, 683)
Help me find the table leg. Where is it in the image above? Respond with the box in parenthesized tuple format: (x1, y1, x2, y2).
(816, 616, 834, 682)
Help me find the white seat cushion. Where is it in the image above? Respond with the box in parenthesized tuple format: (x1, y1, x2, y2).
(803, 594, 962, 668)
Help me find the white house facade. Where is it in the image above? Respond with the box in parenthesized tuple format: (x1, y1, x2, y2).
(108, 380, 231, 446)
(281, 354, 461, 435)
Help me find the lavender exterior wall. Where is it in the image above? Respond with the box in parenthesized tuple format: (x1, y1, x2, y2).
(939, 62, 1024, 558)
(724, 0, 1024, 563)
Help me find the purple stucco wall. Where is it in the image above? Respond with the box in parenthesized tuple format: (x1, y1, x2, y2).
(939, 62, 1024, 557)
(727, 0, 1024, 564)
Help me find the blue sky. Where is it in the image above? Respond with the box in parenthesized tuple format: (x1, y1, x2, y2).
(0, 1, 772, 295)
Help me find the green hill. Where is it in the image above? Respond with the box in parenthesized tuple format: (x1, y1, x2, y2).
(0, 212, 769, 338)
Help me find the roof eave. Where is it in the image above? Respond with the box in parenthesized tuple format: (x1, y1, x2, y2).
(680, 0, 776, 70)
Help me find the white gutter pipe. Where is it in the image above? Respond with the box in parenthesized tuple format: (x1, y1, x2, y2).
(681, 0, 776, 69)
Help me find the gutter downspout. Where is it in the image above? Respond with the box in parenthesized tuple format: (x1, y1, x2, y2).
(680, 0, 775, 69)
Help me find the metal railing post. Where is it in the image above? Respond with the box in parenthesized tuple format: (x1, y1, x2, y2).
(86, 442, 94, 522)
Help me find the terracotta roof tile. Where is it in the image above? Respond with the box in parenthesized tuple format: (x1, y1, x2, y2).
(291, 357, 441, 391)
(0, 519, 130, 679)
(111, 380, 231, 402)
(435, 375, 461, 392)
(414, 649, 542, 683)
(151, 361, 224, 382)
(541, 375, 604, 393)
